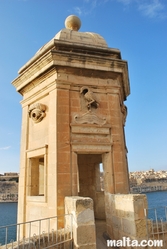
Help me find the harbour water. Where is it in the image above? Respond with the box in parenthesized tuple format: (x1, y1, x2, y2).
(0, 191, 167, 244)
(146, 191, 167, 208)
(146, 191, 167, 221)
(0, 202, 17, 245)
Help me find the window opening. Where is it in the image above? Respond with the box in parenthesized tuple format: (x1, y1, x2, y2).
(29, 156, 44, 196)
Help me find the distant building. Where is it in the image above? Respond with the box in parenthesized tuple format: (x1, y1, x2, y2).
(4, 172, 18, 176)
(0, 173, 19, 202)
(0, 173, 19, 182)
(129, 169, 167, 193)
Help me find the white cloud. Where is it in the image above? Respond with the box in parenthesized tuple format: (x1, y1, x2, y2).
(117, 0, 166, 19)
(0, 146, 11, 150)
(138, 0, 166, 19)
(74, 0, 166, 19)
(74, 7, 82, 16)
(73, 0, 97, 16)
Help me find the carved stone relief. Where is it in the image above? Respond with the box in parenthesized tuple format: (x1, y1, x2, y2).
(74, 111, 106, 125)
(29, 103, 46, 123)
(74, 86, 107, 126)
(73, 86, 107, 125)
(80, 86, 99, 110)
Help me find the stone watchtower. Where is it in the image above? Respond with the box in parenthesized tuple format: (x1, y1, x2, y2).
(12, 15, 130, 233)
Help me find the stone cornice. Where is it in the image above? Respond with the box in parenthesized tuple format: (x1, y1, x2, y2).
(18, 40, 121, 75)
(12, 40, 130, 99)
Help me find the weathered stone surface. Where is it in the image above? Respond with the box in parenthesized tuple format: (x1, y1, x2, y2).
(105, 193, 148, 246)
(77, 209, 94, 225)
(65, 196, 96, 248)
(77, 225, 96, 244)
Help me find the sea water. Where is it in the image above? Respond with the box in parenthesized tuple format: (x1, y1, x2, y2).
(0, 202, 17, 245)
(146, 191, 167, 221)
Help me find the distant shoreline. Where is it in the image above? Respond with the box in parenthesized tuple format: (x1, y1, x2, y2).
(145, 189, 167, 193)
(0, 200, 18, 203)
(131, 189, 167, 194)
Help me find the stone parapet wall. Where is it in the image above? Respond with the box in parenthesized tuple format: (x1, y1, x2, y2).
(105, 193, 148, 248)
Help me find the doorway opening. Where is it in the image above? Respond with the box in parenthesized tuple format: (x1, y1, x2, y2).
(77, 154, 106, 220)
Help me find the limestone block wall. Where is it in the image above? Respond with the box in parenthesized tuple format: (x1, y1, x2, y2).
(68, 76, 129, 195)
(17, 74, 58, 235)
(55, 72, 130, 218)
(56, 87, 71, 218)
(105, 193, 148, 248)
(65, 196, 96, 249)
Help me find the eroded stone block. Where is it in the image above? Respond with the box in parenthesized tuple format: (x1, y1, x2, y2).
(65, 196, 96, 248)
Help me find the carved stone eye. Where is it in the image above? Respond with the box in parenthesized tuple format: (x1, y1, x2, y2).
(29, 103, 46, 123)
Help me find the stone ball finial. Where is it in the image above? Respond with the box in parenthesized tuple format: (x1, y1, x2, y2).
(65, 15, 81, 31)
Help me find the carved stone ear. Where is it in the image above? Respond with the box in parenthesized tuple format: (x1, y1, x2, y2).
(121, 104, 127, 126)
(29, 103, 46, 123)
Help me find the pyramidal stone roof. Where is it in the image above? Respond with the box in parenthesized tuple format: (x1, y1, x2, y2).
(55, 29, 107, 47)
(18, 15, 109, 74)
(35, 15, 107, 56)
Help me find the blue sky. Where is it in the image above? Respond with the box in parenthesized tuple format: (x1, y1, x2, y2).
(0, 0, 167, 174)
